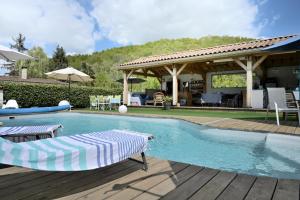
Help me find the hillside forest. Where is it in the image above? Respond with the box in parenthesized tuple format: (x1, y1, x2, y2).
(11, 35, 253, 91)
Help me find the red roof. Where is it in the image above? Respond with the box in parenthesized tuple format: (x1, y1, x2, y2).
(120, 35, 296, 67)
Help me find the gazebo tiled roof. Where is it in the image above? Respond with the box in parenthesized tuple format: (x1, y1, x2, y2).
(120, 35, 296, 67)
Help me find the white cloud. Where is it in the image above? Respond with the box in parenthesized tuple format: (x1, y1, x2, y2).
(0, 0, 98, 54)
(91, 0, 261, 45)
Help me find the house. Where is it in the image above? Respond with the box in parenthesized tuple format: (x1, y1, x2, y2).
(118, 35, 300, 108)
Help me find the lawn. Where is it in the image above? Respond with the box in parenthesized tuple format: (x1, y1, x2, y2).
(126, 107, 277, 120)
(82, 107, 280, 120)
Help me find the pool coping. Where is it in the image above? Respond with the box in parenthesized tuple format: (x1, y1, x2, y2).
(73, 110, 300, 137)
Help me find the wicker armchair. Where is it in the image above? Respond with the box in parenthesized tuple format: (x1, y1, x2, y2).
(153, 92, 165, 106)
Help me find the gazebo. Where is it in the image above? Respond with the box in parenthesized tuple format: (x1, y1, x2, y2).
(118, 35, 300, 108)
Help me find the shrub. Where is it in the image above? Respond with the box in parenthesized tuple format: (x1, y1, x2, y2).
(0, 82, 122, 108)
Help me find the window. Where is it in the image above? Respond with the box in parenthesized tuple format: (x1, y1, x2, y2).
(212, 73, 246, 88)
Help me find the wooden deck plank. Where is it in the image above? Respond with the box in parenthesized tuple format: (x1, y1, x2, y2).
(161, 168, 219, 200)
(7, 160, 138, 200)
(0, 166, 31, 176)
(24, 158, 157, 200)
(216, 174, 256, 200)
(189, 171, 236, 200)
(58, 158, 175, 200)
(133, 165, 203, 200)
(0, 170, 52, 190)
(272, 179, 300, 200)
(105, 162, 188, 200)
(294, 127, 300, 134)
(0, 157, 299, 200)
(0, 171, 75, 199)
(244, 176, 277, 200)
(210, 119, 239, 129)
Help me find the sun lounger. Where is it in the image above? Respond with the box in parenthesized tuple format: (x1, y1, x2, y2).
(0, 129, 153, 171)
(0, 125, 62, 142)
(267, 88, 300, 126)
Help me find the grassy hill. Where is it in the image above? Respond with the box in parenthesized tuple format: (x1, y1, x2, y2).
(67, 36, 253, 91)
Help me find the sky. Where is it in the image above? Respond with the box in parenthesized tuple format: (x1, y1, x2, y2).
(0, 0, 299, 56)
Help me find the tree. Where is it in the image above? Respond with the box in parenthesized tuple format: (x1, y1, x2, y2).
(49, 45, 68, 71)
(27, 47, 49, 78)
(67, 36, 253, 90)
(80, 62, 95, 78)
(10, 33, 28, 52)
(7, 33, 29, 75)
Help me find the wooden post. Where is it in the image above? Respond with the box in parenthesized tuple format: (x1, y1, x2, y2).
(246, 56, 253, 107)
(234, 56, 264, 108)
(123, 71, 128, 105)
(172, 66, 178, 106)
(164, 64, 187, 106)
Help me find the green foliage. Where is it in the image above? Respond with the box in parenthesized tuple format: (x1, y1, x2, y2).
(22, 36, 253, 90)
(49, 45, 68, 71)
(8, 33, 28, 75)
(80, 62, 95, 78)
(26, 46, 49, 78)
(94, 73, 120, 89)
(67, 36, 253, 91)
(10, 33, 28, 52)
(212, 73, 246, 88)
(0, 82, 122, 108)
(130, 77, 161, 92)
(163, 96, 172, 103)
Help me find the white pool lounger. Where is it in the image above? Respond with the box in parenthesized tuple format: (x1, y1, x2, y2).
(0, 129, 153, 171)
(0, 125, 62, 142)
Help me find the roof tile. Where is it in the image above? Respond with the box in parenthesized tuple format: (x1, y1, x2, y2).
(119, 35, 296, 67)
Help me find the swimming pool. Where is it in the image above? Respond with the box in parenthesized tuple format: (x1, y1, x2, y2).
(1, 112, 300, 180)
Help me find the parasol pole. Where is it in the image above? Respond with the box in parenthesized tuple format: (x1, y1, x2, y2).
(68, 74, 71, 101)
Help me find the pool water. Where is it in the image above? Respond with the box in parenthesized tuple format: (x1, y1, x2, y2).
(1, 112, 300, 180)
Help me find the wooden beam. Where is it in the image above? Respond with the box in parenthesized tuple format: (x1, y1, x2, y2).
(142, 69, 148, 77)
(133, 72, 157, 77)
(164, 65, 173, 76)
(126, 69, 134, 79)
(246, 56, 253, 108)
(148, 69, 162, 77)
(172, 67, 178, 106)
(177, 63, 188, 76)
(253, 55, 268, 70)
(234, 58, 247, 71)
(123, 71, 128, 105)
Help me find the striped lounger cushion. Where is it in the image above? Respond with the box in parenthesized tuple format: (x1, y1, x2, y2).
(0, 125, 62, 137)
(0, 130, 150, 171)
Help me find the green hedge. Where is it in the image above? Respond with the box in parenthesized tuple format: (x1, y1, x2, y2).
(0, 82, 122, 108)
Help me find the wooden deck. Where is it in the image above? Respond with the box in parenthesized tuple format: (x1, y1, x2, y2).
(0, 157, 299, 200)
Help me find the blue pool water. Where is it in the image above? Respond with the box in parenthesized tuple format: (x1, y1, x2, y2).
(1, 112, 300, 180)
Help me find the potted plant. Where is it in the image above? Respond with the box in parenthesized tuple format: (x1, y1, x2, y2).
(163, 96, 172, 110)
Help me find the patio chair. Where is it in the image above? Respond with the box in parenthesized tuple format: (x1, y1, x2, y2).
(89, 95, 98, 110)
(97, 95, 108, 111)
(111, 95, 121, 109)
(0, 129, 153, 171)
(106, 95, 113, 110)
(266, 88, 300, 126)
(153, 92, 165, 106)
(0, 124, 62, 142)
